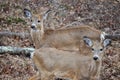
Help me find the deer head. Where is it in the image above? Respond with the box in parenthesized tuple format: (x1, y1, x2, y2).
(83, 36, 111, 61)
(24, 8, 50, 33)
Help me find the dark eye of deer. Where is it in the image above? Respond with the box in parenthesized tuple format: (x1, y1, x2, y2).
(91, 48, 94, 51)
(38, 20, 40, 23)
(31, 19, 32, 22)
(100, 48, 103, 51)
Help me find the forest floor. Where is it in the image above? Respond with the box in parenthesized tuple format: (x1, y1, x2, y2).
(0, 0, 120, 80)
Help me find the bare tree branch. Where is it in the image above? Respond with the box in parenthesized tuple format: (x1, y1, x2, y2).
(0, 46, 34, 55)
(0, 31, 30, 38)
(105, 34, 120, 40)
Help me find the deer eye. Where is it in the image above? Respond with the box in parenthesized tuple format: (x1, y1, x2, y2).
(30, 19, 32, 22)
(91, 48, 94, 51)
(100, 48, 103, 51)
(38, 20, 40, 23)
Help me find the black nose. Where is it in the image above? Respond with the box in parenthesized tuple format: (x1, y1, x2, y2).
(31, 25, 35, 29)
(93, 57, 98, 60)
(55, 78, 63, 80)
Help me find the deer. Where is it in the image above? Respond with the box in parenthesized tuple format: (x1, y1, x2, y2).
(29, 35, 111, 80)
(24, 9, 106, 51)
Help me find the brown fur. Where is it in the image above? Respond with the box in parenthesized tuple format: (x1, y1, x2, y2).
(29, 37, 110, 80)
(31, 25, 102, 50)
(29, 49, 100, 80)
(24, 9, 103, 50)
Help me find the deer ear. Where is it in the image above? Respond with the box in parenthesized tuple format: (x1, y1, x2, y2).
(24, 8, 32, 18)
(83, 36, 93, 47)
(103, 39, 111, 47)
